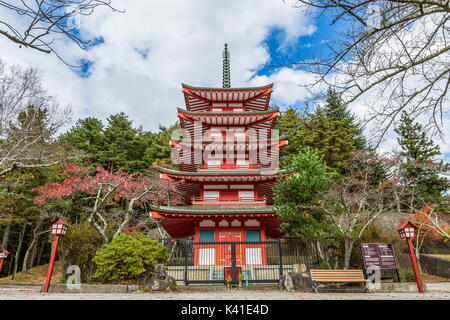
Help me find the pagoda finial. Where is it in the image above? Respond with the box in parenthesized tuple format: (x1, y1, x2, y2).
(222, 43, 231, 88)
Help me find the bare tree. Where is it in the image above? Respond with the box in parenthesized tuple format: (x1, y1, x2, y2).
(0, 1, 121, 65)
(317, 151, 398, 268)
(0, 59, 71, 177)
(285, 0, 449, 145)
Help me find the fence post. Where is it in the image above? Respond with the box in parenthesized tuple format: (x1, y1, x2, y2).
(277, 240, 283, 277)
(231, 243, 237, 285)
(183, 241, 189, 286)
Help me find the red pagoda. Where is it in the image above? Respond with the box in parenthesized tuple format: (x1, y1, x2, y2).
(150, 44, 287, 266)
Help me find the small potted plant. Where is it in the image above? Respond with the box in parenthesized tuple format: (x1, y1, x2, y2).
(238, 273, 244, 289)
(225, 275, 232, 289)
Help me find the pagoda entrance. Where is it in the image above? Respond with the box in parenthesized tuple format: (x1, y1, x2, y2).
(217, 231, 242, 266)
(193, 227, 267, 267)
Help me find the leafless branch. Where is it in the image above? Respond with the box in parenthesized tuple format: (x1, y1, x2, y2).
(281, 0, 449, 145)
(0, 1, 123, 66)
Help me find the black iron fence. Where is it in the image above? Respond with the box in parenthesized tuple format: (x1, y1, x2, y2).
(159, 238, 320, 285)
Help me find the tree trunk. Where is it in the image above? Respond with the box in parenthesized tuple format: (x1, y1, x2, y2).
(22, 220, 43, 272)
(1, 221, 12, 250)
(30, 239, 39, 268)
(394, 190, 401, 212)
(36, 240, 45, 266)
(315, 241, 325, 261)
(343, 239, 354, 270)
(11, 223, 27, 280)
(7, 251, 13, 275)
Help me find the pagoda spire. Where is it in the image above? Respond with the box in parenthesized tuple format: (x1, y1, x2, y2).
(222, 43, 231, 88)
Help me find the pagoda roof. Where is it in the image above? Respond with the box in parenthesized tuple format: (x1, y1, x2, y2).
(182, 83, 273, 112)
(182, 83, 273, 91)
(150, 204, 275, 214)
(160, 167, 285, 176)
(171, 136, 287, 144)
(170, 136, 287, 154)
(150, 204, 283, 238)
(160, 167, 285, 183)
(178, 108, 278, 127)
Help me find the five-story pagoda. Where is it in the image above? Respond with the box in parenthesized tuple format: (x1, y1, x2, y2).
(150, 44, 287, 266)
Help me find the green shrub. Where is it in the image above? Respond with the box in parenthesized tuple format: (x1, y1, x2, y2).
(169, 282, 180, 292)
(399, 268, 427, 283)
(317, 260, 330, 269)
(59, 222, 103, 282)
(92, 232, 169, 283)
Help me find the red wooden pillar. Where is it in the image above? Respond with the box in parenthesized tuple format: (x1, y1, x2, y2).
(43, 235, 59, 293)
(43, 218, 68, 293)
(407, 237, 424, 293)
(397, 220, 424, 293)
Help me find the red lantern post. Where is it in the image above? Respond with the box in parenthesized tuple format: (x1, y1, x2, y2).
(43, 218, 68, 293)
(0, 249, 9, 273)
(397, 220, 424, 293)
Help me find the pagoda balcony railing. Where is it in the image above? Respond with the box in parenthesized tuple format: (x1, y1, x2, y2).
(197, 164, 261, 171)
(191, 196, 267, 205)
(207, 135, 258, 141)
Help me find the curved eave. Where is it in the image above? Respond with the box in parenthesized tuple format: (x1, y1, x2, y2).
(182, 83, 274, 113)
(182, 83, 273, 91)
(177, 108, 277, 117)
(178, 108, 278, 127)
(159, 167, 285, 176)
(170, 137, 287, 148)
(171, 136, 287, 143)
(150, 204, 276, 215)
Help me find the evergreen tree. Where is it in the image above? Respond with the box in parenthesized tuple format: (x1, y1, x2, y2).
(273, 147, 336, 240)
(60, 113, 155, 172)
(277, 106, 356, 171)
(320, 88, 367, 150)
(98, 112, 148, 171)
(275, 107, 303, 166)
(395, 111, 449, 205)
(143, 123, 180, 168)
(60, 117, 106, 165)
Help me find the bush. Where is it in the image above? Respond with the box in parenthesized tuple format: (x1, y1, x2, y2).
(92, 232, 169, 283)
(317, 260, 330, 269)
(399, 268, 427, 283)
(169, 282, 180, 292)
(59, 222, 104, 282)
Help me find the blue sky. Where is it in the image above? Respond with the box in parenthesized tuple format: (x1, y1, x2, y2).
(0, 0, 448, 160)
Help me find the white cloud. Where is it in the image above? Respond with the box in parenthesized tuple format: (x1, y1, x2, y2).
(0, 1, 447, 159)
(0, 0, 314, 132)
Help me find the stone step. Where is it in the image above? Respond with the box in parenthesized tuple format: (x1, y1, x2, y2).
(0, 284, 42, 294)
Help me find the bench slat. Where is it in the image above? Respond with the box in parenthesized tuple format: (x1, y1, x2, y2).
(310, 269, 366, 283)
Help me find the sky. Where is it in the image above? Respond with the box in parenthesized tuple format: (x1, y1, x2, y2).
(0, 0, 448, 161)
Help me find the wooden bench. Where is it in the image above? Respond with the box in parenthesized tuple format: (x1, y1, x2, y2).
(310, 269, 368, 293)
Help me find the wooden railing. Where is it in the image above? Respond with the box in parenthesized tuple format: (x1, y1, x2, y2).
(197, 163, 261, 171)
(191, 196, 267, 205)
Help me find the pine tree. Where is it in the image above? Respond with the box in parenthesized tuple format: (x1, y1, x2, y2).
(320, 88, 367, 150)
(273, 147, 336, 240)
(143, 123, 180, 167)
(395, 111, 449, 205)
(60, 117, 106, 165)
(60, 113, 155, 172)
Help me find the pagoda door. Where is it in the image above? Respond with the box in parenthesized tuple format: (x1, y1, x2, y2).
(217, 231, 243, 266)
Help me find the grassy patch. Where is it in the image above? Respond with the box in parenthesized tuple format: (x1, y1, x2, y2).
(424, 254, 450, 261)
(0, 261, 64, 285)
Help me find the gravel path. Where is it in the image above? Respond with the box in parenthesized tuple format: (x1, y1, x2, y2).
(0, 283, 449, 300)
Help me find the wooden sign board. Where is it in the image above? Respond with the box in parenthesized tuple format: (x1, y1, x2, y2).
(361, 243, 398, 270)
